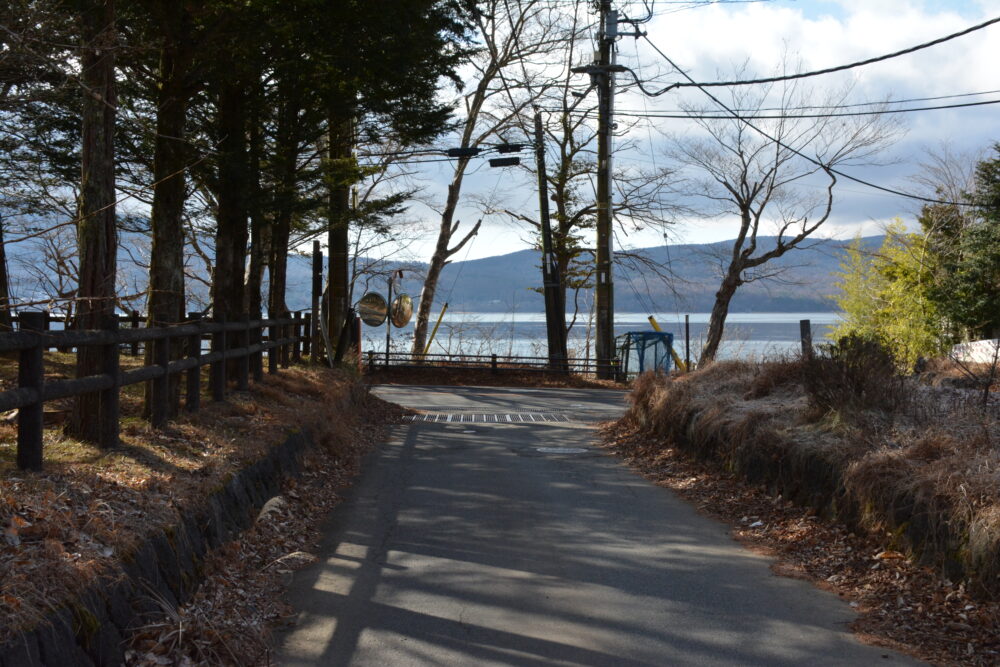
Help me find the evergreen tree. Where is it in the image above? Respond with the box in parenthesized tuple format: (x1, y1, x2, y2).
(925, 144, 1000, 339)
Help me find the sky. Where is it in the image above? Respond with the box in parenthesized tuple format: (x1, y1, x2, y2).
(392, 0, 999, 262)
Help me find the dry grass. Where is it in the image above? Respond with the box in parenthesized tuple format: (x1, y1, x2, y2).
(744, 357, 804, 399)
(124, 387, 402, 666)
(0, 365, 364, 646)
(920, 357, 1000, 390)
(620, 355, 1000, 605)
(603, 416, 1000, 666)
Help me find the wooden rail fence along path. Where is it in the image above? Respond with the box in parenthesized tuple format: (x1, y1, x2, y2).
(366, 350, 622, 377)
(2, 310, 310, 471)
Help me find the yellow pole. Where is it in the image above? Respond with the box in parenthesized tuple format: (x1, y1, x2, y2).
(648, 315, 687, 372)
(423, 302, 449, 356)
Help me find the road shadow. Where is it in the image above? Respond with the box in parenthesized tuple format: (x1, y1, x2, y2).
(275, 415, 916, 666)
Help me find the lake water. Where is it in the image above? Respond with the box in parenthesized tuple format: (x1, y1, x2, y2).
(365, 311, 842, 361)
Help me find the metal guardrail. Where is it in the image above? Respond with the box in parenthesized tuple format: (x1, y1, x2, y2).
(363, 350, 622, 377)
(2, 311, 311, 470)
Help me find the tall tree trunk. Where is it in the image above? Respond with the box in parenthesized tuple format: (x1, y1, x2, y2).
(212, 81, 249, 321)
(268, 79, 301, 319)
(146, 14, 192, 416)
(147, 9, 189, 328)
(245, 214, 268, 316)
(554, 190, 572, 333)
(69, 0, 117, 443)
(699, 271, 742, 365)
(326, 109, 352, 352)
(411, 168, 468, 356)
(245, 107, 267, 318)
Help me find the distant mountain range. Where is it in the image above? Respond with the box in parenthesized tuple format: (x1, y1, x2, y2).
(6, 233, 880, 314)
(286, 235, 884, 313)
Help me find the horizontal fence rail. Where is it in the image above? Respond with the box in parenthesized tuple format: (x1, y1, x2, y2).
(3, 310, 315, 358)
(2, 310, 312, 470)
(364, 350, 622, 377)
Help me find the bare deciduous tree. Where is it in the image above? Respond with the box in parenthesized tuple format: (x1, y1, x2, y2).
(410, 0, 567, 357)
(667, 73, 901, 364)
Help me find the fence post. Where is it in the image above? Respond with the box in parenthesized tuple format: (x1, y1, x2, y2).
(55, 312, 71, 353)
(237, 315, 250, 391)
(150, 331, 170, 428)
(292, 312, 302, 363)
(684, 314, 691, 372)
(799, 319, 813, 359)
(17, 312, 46, 470)
(491, 354, 498, 374)
(210, 316, 226, 401)
(130, 309, 140, 356)
(251, 317, 264, 382)
(368, 350, 374, 372)
(302, 313, 312, 357)
(100, 314, 120, 447)
(311, 240, 322, 362)
(268, 318, 279, 375)
(355, 315, 362, 372)
(186, 312, 202, 412)
(281, 313, 291, 368)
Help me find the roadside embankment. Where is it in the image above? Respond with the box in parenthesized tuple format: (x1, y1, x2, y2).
(620, 350, 1000, 600)
(0, 367, 386, 666)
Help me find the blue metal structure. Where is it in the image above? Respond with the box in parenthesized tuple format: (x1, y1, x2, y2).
(616, 331, 675, 377)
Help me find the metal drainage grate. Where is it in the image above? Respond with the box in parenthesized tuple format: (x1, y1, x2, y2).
(403, 413, 571, 424)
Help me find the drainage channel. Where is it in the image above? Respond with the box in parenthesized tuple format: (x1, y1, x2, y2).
(402, 413, 572, 424)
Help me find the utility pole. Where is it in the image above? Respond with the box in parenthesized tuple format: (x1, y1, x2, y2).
(594, 0, 617, 379)
(534, 111, 568, 371)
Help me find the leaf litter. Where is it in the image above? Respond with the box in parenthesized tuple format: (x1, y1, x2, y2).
(0, 365, 401, 666)
(602, 417, 1000, 666)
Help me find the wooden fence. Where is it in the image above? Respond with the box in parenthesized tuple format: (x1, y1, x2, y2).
(2, 310, 311, 471)
(365, 350, 622, 377)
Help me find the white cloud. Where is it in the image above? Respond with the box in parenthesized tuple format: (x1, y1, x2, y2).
(410, 1, 1000, 260)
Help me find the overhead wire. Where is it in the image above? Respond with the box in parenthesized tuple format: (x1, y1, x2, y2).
(638, 33, 981, 208)
(556, 97, 1000, 120)
(616, 88, 1000, 114)
(540, 88, 1000, 117)
(647, 0, 776, 15)
(627, 37, 670, 318)
(622, 14, 1000, 97)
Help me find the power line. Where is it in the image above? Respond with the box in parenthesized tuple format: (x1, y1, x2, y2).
(543, 87, 1000, 116)
(651, 2, 774, 17)
(625, 14, 1000, 97)
(561, 97, 1000, 120)
(614, 88, 1000, 114)
(638, 34, 978, 208)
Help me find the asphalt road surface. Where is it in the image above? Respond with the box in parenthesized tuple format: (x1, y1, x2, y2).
(275, 385, 919, 666)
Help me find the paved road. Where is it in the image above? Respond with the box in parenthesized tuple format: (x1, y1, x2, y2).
(275, 385, 918, 666)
